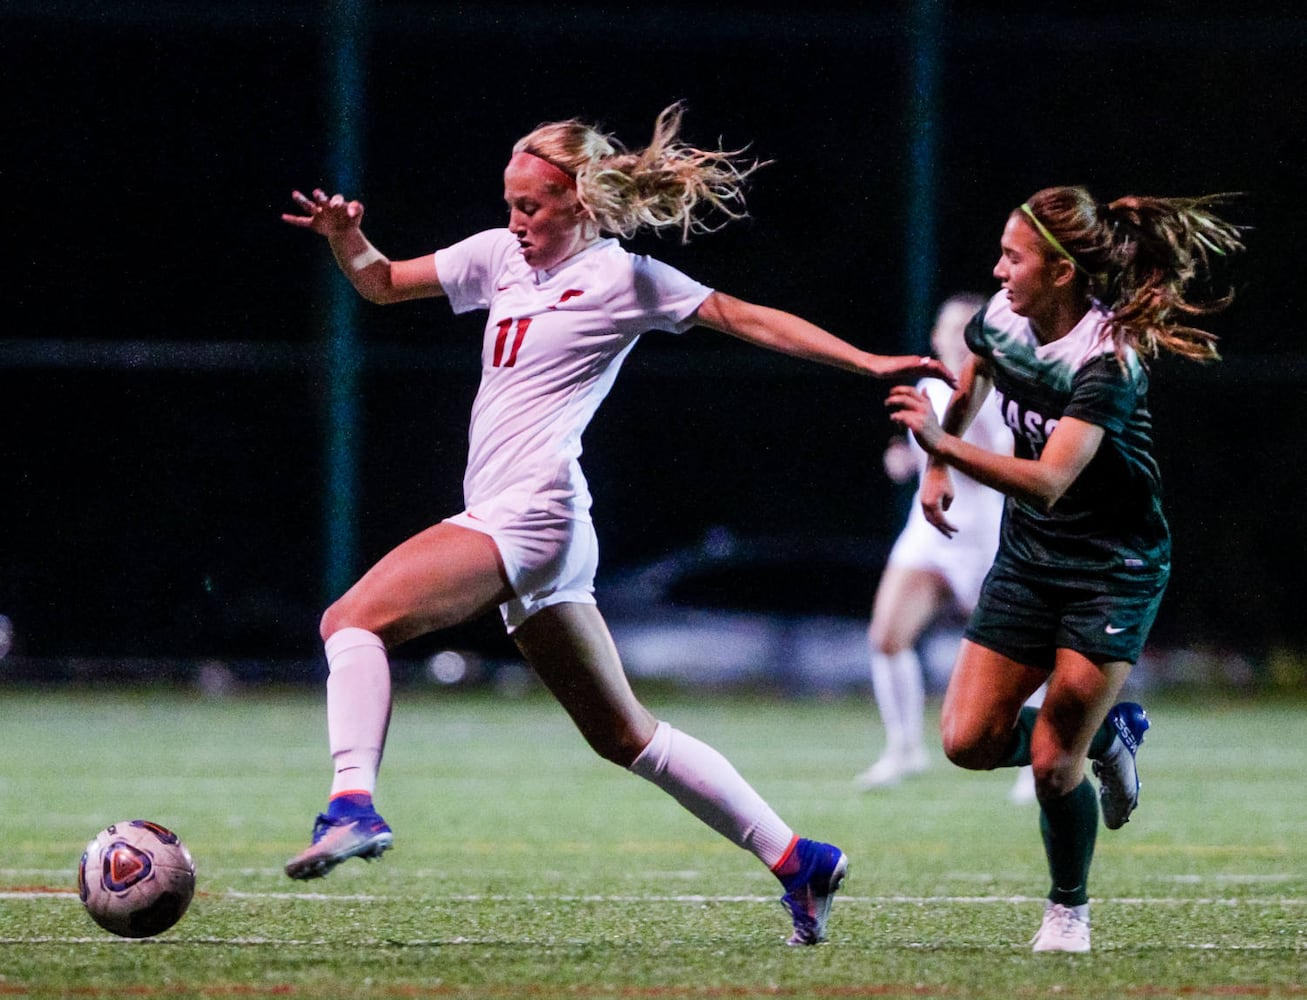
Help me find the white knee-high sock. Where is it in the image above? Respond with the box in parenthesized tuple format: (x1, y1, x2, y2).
(870, 648, 925, 755)
(628, 720, 795, 869)
(324, 627, 392, 798)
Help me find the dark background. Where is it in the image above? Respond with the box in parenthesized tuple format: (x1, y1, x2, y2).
(3, 2, 1304, 672)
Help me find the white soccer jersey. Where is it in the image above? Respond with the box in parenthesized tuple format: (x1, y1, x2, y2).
(886, 376, 1012, 608)
(434, 230, 713, 518)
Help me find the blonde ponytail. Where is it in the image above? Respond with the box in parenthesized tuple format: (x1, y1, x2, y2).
(514, 102, 765, 242)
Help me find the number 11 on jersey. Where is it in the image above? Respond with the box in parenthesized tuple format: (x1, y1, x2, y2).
(492, 317, 531, 367)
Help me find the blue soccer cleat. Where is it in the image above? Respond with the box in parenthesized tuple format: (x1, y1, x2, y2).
(1092, 701, 1150, 830)
(284, 803, 393, 880)
(779, 838, 848, 945)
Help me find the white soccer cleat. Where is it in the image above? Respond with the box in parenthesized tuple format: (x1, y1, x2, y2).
(1031, 902, 1091, 953)
(1008, 765, 1037, 805)
(853, 747, 929, 790)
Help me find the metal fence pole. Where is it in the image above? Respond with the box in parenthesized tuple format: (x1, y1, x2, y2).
(322, 0, 369, 605)
(904, 0, 945, 355)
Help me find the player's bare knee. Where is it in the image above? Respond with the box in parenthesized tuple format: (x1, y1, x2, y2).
(320, 600, 401, 647)
(944, 744, 999, 771)
(320, 601, 376, 643)
(940, 713, 1005, 770)
(1030, 752, 1082, 799)
(584, 724, 646, 767)
(941, 731, 1000, 771)
(319, 605, 348, 644)
(868, 621, 908, 656)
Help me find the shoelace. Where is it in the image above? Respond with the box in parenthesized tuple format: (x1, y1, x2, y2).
(781, 893, 819, 942)
(310, 814, 335, 837)
(310, 812, 370, 840)
(1034, 905, 1087, 944)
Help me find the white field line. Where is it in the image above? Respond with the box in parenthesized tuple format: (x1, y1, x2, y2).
(0, 935, 1297, 952)
(1, 890, 1302, 950)
(7, 868, 1300, 884)
(4, 889, 1306, 906)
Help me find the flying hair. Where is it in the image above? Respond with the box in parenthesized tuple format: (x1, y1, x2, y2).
(512, 102, 766, 242)
(1019, 186, 1246, 363)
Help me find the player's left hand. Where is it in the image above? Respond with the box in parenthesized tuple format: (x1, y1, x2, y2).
(919, 463, 958, 538)
(869, 354, 957, 387)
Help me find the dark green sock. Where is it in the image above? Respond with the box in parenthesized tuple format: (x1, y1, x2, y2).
(997, 706, 1039, 768)
(1087, 714, 1117, 760)
(1001, 705, 1117, 767)
(1039, 777, 1098, 907)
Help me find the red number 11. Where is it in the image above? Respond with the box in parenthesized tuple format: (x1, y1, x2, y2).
(492, 317, 531, 367)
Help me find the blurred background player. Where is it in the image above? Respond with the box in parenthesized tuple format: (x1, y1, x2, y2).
(856, 294, 1039, 801)
(887, 185, 1244, 951)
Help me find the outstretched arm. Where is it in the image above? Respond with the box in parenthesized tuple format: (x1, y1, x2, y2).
(692, 291, 956, 385)
(281, 189, 444, 305)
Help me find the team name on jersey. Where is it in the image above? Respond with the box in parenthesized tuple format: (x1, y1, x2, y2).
(994, 387, 1059, 451)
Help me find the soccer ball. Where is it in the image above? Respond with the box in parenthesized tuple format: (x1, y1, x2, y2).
(77, 820, 196, 938)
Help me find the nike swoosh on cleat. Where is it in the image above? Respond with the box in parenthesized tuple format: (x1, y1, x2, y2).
(1105, 625, 1127, 634)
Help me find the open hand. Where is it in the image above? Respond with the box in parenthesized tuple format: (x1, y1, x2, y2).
(281, 189, 364, 236)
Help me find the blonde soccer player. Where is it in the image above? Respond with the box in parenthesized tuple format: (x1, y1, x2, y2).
(280, 102, 954, 946)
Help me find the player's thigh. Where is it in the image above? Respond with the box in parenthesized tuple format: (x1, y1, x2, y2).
(940, 639, 1048, 767)
(324, 522, 514, 645)
(514, 602, 656, 764)
(869, 564, 949, 653)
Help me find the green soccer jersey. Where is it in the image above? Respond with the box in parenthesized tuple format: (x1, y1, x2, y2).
(965, 295, 1171, 589)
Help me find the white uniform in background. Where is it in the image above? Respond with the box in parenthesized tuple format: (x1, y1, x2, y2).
(886, 377, 1010, 611)
(860, 372, 1042, 802)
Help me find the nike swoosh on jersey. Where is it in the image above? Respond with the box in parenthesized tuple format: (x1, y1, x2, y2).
(549, 289, 586, 309)
(1104, 625, 1127, 635)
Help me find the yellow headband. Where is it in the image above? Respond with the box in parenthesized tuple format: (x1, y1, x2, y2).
(1020, 203, 1081, 271)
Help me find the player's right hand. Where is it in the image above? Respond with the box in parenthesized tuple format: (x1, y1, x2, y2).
(281, 189, 364, 236)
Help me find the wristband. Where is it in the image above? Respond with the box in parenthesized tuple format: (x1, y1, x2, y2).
(350, 246, 384, 271)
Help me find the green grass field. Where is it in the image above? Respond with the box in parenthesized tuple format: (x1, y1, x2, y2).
(0, 685, 1302, 999)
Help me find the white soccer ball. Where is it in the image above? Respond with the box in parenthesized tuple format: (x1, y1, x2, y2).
(77, 820, 196, 938)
